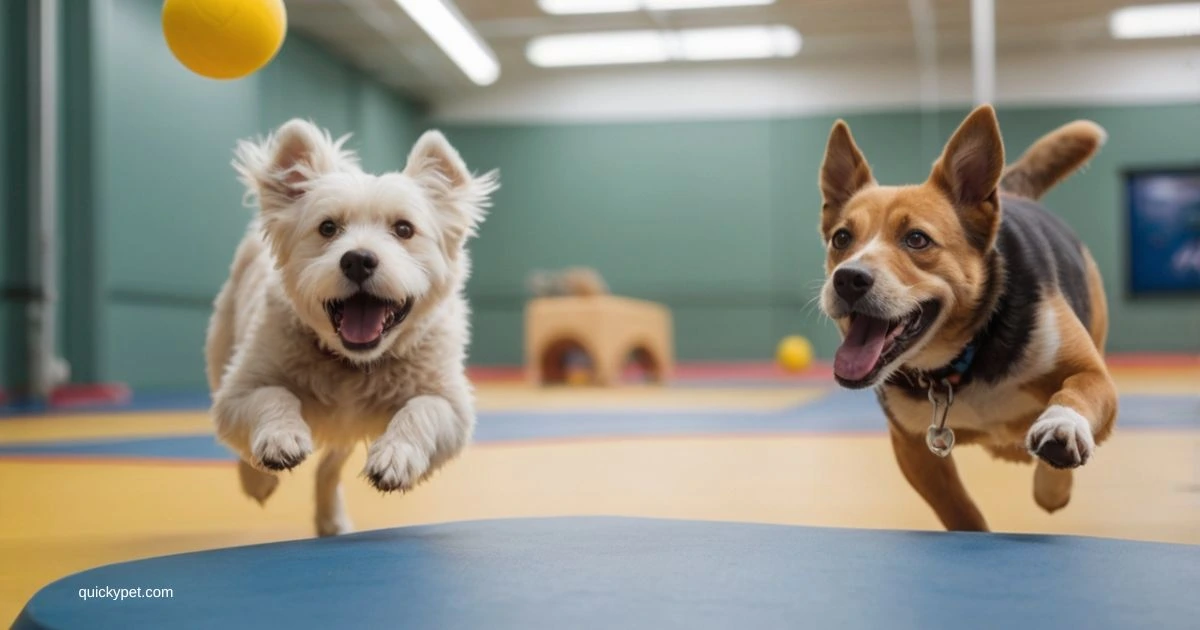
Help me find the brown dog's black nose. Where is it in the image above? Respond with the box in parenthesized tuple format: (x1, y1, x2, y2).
(340, 249, 378, 284)
(833, 265, 874, 307)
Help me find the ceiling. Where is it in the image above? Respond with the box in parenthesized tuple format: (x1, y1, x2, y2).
(286, 0, 1197, 101)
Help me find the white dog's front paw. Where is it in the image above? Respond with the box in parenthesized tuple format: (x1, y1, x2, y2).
(363, 436, 430, 493)
(1027, 405, 1095, 469)
(251, 421, 313, 472)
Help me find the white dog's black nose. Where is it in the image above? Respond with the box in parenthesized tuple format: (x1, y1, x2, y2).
(340, 249, 378, 284)
(833, 265, 874, 306)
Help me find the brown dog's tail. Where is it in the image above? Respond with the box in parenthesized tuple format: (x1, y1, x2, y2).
(1000, 120, 1106, 200)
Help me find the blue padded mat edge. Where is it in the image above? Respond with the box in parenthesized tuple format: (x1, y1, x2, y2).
(13, 517, 1200, 630)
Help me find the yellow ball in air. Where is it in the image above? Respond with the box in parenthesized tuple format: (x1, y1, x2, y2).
(777, 335, 813, 373)
(162, 0, 287, 80)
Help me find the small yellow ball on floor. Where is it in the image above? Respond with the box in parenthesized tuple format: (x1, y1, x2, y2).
(776, 335, 813, 372)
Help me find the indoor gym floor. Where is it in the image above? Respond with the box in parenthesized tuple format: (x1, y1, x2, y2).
(1, 359, 1198, 626)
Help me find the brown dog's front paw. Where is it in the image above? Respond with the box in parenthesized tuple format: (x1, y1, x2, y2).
(1026, 405, 1095, 469)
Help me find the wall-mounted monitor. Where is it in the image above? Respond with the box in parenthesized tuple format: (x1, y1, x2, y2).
(1124, 167, 1200, 296)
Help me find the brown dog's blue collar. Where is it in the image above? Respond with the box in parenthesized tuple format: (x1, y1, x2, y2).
(902, 341, 978, 388)
(935, 342, 978, 385)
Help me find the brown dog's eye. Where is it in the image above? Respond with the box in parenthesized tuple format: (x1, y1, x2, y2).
(394, 220, 415, 240)
(318, 220, 338, 238)
(831, 229, 852, 250)
(904, 230, 932, 250)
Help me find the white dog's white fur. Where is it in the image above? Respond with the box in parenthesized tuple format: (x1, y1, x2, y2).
(205, 119, 497, 537)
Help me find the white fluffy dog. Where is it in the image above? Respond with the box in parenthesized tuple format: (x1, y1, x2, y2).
(205, 119, 497, 536)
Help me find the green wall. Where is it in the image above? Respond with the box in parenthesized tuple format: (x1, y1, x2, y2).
(95, 0, 421, 389)
(445, 103, 1200, 366)
(1, 1, 13, 392)
(0, 0, 422, 392)
(992, 105, 1200, 355)
(1, 1, 30, 393)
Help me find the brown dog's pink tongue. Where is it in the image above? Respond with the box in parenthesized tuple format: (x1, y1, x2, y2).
(834, 315, 890, 382)
(340, 295, 387, 344)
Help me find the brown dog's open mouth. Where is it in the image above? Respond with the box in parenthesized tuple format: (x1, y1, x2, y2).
(325, 293, 413, 351)
(833, 300, 941, 388)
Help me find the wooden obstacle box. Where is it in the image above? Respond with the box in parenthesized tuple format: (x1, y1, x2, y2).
(525, 295, 674, 386)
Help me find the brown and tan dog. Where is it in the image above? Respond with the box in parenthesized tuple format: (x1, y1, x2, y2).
(817, 105, 1116, 531)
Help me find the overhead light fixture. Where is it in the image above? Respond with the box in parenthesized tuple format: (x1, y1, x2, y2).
(538, 0, 775, 15)
(673, 26, 800, 60)
(538, 0, 640, 13)
(527, 25, 800, 67)
(395, 0, 500, 85)
(1109, 3, 1200, 39)
(527, 31, 670, 67)
(646, 0, 775, 9)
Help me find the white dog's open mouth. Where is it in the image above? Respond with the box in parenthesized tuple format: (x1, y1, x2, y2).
(325, 293, 413, 351)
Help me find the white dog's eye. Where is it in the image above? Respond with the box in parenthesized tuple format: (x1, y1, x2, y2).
(318, 220, 339, 238)
(394, 220, 415, 240)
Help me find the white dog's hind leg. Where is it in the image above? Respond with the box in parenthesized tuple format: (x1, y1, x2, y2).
(315, 446, 354, 537)
(238, 459, 280, 505)
(362, 395, 470, 493)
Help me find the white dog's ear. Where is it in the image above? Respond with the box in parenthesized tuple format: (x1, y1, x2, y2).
(406, 130, 471, 190)
(234, 119, 350, 212)
(405, 130, 498, 256)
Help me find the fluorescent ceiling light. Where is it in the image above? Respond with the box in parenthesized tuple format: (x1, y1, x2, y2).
(527, 31, 669, 67)
(1109, 3, 1200, 39)
(395, 0, 500, 85)
(538, 0, 640, 14)
(673, 26, 800, 60)
(538, 0, 774, 15)
(526, 26, 801, 67)
(646, 0, 775, 9)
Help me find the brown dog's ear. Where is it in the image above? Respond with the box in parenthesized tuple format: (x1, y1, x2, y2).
(929, 105, 1005, 249)
(819, 121, 874, 230)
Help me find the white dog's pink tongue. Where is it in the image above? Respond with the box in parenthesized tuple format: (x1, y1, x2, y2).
(340, 295, 387, 344)
(834, 315, 890, 382)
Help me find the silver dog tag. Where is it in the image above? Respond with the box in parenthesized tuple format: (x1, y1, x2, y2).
(926, 425, 955, 457)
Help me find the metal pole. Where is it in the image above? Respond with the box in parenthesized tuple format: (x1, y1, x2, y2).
(29, 0, 67, 401)
(970, 0, 995, 105)
(908, 0, 940, 159)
